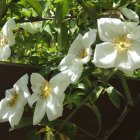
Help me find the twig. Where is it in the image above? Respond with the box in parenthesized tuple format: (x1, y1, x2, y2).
(103, 105, 130, 140)
(119, 72, 133, 106)
(57, 93, 92, 132)
(77, 125, 98, 139)
(103, 93, 140, 140)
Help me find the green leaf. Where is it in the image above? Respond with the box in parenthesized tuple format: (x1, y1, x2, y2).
(79, 2, 97, 22)
(69, 95, 81, 106)
(106, 86, 120, 109)
(60, 121, 76, 140)
(90, 86, 104, 103)
(58, 22, 68, 51)
(30, 56, 39, 65)
(43, 23, 52, 37)
(74, 83, 89, 90)
(25, 0, 43, 17)
(119, 0, 130, 7)
(86, 103, 102, 135)
(0, 0, 8, 19)
(13, 117, 33, 130)
(26, 129, 41, 140)
(55, 0, 69, 24)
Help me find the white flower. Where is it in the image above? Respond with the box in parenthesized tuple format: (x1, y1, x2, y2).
(121, 8, 139, 22)
(28, 72, 71, 125)
(93, 18, 140, 75)
(0, 74, 30, 128)
(0, 18, 16, 61)
(59, 30, 96, 71)
(18, 21, 42, 34)
(58, 30, 96, 83)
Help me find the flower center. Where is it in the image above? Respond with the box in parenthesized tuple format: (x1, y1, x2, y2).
(39, 81, 51, 99)
(31, 22, 36, 25)
(114, 36, 132, 54)
(76, 48, 88, 59)
(6, 92, 18, 106)
(0, 35, 8, 48)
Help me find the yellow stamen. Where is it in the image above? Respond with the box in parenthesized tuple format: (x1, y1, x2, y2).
(76, 48, 88, 59)
(39, 81, 51, 99)
(6, 92, 18, 106)
(114, 35, 132, 54)
(31, 22, 36, 25)
(0, 35, 8, 48)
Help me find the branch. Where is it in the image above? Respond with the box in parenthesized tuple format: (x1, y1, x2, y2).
(103, 105, 130, 140)
(103, 94, 140, 140)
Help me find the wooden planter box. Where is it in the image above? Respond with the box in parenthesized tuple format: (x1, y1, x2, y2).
(0, 62, 140, 140)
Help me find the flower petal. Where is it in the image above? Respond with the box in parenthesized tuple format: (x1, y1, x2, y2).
(28, 93, 39, 107)
(58, 54, 75, 71)
(7, 30, 15, 46)
(93, 42, 117, 68)
(8, 109, 16, 128)
(9, 105, 24, 127)
(2, 18, 16, 36)
(74, 47, 92, 65)
(127, 25, 140, 41)
(68, 66, 83, 83)
(82, 29, 96, 48)
(33, 99, 46, 125)
(98, 18, 137, 42)
(114, 53, 134, 75)
(46, 95, 63, 121)
(0, 99, 9, 122)
(31, 73, 46, 87)
(0, 45, 11, 61)
(128, 41, 140, 69)
(50, 72, 71, 94)
(68, 34, 83, 55)
(14, 74, 28, 88)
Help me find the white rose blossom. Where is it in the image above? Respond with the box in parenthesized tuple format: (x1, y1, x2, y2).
(0, 18, 16, 61)
(59, 30, 96, 83)
(28, 72, 71, 125)
(18, 21, 42, 34)
(0, 74, 30, 128)
(93, 18, 140, 75)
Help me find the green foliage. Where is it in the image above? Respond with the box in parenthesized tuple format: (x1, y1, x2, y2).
(106, 86, 120, 109)
(1, 0, 140, 139)
(55, 0, 69, 24)
(26, 129, 41, 140)
(25, 0, 43, 17)
(90, 86, 104, 104)
(11, 117, 33, 130)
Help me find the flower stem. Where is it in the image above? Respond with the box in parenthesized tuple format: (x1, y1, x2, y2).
(77, 125, 98, 139)
(103, 105, 130, 140)
(119, 72, 133, 106)
(58, 93, 91, 132)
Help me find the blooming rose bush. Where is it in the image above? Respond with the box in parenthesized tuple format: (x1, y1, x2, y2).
(0, 0, 140, 139)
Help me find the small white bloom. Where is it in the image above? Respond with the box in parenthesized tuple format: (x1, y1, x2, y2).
(28, 72, 71, 125)
(59, 30, 96, 83)
(93, 18, 140, 75)
(18, 21, 42, 34)
(0, 74, 30, 128)
(0, 18, 16, 61)
(59, 30, 96, 71)
(121, 8, 139, 22)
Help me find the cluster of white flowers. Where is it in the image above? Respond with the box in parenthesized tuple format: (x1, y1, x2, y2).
(0, 18, 16, 61)
(0, 8, 140, 128)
